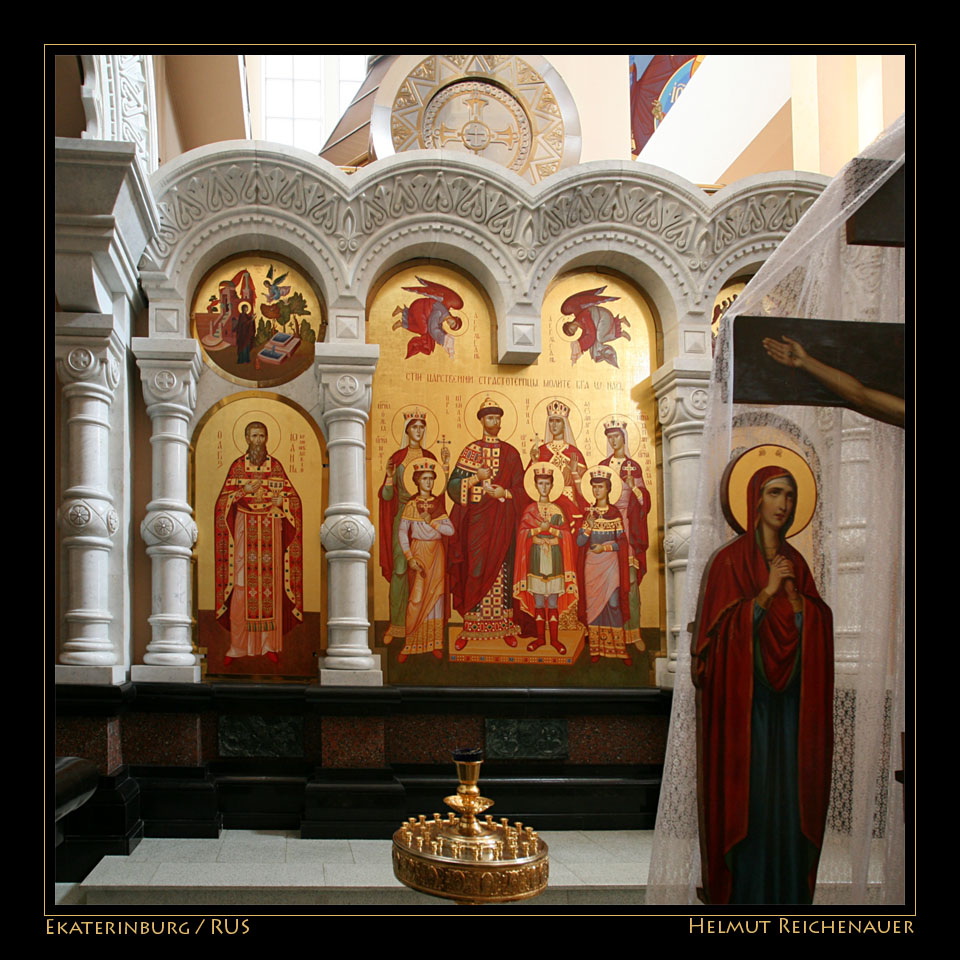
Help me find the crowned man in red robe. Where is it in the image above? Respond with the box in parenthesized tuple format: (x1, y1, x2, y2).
(692, 464, 833, 904)
(214, 422, 304, 666)
(447, 398, 527, 650)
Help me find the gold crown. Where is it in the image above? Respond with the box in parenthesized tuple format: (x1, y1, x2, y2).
(408, 457, 437, 475)
(546, 399, 570, 419)
(533, 467, 554, 480)
(476, 397, 503, 418)
(589, 467, 612, 482)
(603, 416, 629, 434)
(403, 409, 427, 424)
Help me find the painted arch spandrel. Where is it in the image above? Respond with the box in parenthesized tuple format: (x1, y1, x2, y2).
(194, 394, 325, 680)
(367, 263, 661, 687)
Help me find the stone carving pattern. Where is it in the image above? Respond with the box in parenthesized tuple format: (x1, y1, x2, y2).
(69, 504, 91, 527)
(60, 499, 117, 539)
(107, 355, 121, 389)
(153, 369, 176, 392)
(67, 347, 93, 372)
(320, 515, 376, 553)
(140, 363, 199, 412)
(149, 158, 822, 291)
(116, 55, 153, 172)
(58, 344, 121, 394)
(321, 372, 373, 413)
(657, 396, 674, 426)
(663, 528, 691, 561)
(81, 56, 154, 173)
(140, 511, 198, 549)
(335, 374, 360, 399)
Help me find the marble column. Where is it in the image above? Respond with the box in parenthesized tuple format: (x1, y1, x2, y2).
(651, 358, 712, 688)
(55, 321, 125, 684)
(131, 339, 203, 683)
(315, 343, 381, 685)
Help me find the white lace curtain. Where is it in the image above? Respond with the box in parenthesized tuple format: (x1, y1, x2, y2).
(647, 115, 906, 906)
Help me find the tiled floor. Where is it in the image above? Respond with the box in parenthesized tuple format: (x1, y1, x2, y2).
(58, 829, 653, 907)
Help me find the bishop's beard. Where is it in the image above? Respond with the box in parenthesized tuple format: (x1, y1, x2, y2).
(247, 446, 267, 466)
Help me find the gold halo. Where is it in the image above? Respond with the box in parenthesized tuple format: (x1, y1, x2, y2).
(443, 313, 469, 337)
(523, 461, 565, 502)
(402, 456, 442, 496)
(391, 404, 439, 451)
(556, 315, 582, 343)
(231, 410, 282, 456)
(593, 414, 643, 460)
(464, 390, 518, 441)
(529, 395, 584, 443)
(722, 444, 816, 538)
(581, 465, 623, 506)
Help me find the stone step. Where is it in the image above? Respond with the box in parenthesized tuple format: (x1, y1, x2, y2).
(72, 829, 652, 907)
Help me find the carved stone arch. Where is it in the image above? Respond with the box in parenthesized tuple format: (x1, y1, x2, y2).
(352, 224, 521, 335)
(528, 235, 686, 352)
(695, 171, 829, 307)
(150, 218, 340, 333)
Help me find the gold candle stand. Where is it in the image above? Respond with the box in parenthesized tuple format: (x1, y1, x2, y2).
(392, 749, 549, 904)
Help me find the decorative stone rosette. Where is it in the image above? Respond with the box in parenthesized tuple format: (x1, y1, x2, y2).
(320, 514, 375, 553)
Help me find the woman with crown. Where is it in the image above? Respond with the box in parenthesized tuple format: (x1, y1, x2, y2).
(598, 416, 650, 651)
(576, 466, 634, 666)
(379, 409, 448, 643)
(529, 398, 589, 533)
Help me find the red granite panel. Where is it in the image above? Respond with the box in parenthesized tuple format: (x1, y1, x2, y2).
(121, 713, 202, 766)
(56, 716, 121, 774)
(386, 715, 485, 764)
(321, 717, 385, 768)
(567, 715, 668, 764)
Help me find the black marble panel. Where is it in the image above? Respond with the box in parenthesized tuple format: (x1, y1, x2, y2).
(218, 714, 304, 757)
(485, 718, 568, 760)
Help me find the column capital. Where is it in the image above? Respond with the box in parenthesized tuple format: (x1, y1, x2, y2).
(652, 358, 713, 429)
(55, 314, 124, 395)
(315, 342, 380, 421)
(132, 338, 203, 414)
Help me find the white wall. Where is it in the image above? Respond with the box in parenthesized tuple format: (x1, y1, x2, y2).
(638, 55, 792, 184)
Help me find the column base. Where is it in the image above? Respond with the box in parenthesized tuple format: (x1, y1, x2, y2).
(319, 654, 382, 687)
(131, 664, 202, 683)
(655, 655, 675, 689)
(55, 664, 127, 685)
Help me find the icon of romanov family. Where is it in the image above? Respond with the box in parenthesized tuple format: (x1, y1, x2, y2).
(379, 397, 653, 667)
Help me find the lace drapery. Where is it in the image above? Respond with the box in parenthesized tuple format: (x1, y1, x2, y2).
(647, 115, 906, 906)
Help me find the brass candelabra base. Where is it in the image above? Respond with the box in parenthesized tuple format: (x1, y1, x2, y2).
(391, 752, 549, 904)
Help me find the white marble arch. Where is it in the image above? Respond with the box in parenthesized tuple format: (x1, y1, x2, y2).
(132, 138, 828, 684)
